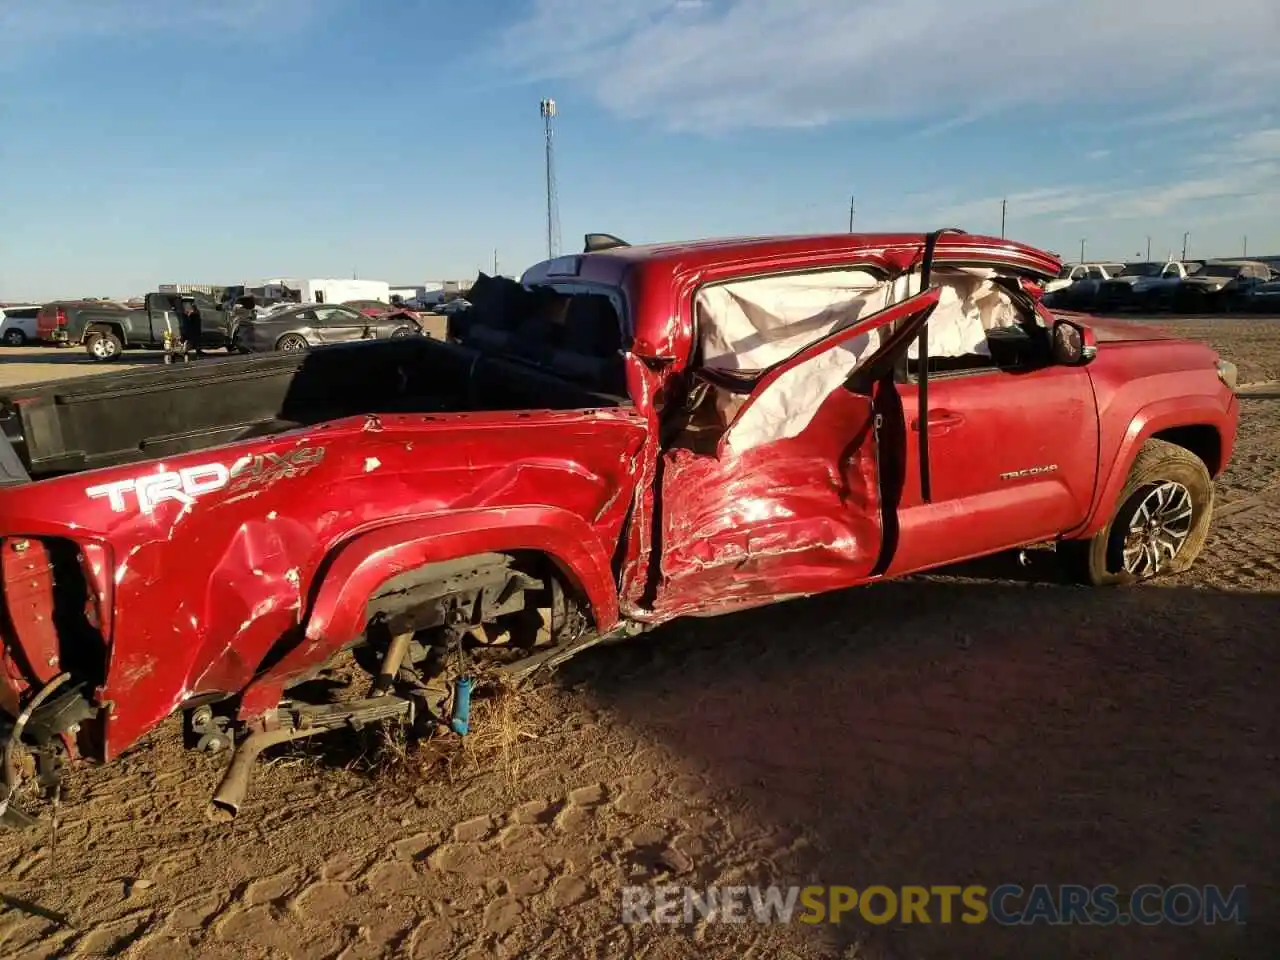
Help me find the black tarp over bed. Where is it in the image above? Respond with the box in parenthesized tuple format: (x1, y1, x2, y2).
(0, 333, 627, 481)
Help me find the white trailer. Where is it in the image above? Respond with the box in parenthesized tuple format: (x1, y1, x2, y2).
(243, 278, 391, 305)
(301, 279, 390, 304)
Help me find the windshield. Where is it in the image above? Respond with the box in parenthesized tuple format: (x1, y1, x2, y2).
(1119, 262, 1163, 277)
(1196, 263, 1242, 278)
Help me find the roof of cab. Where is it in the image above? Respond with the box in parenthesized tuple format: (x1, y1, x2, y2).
(522, 231, 1063, 287)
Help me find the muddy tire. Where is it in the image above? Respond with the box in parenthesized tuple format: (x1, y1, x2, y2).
(85, 328, 123, 361)
(1060, 438, 1213, 586)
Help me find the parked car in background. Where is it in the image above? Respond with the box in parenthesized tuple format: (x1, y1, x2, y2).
(232, 302, 421, 353)
(1173, 260, 1275, 313)
(1044, 262, 1126, 295)
(37, 293, 234, 360)
(0, 304, 41, 345)
(1239, 277, 1280, 313)
(1094, 261, 1199, 312)
(434, 298, 472, 316)
(1043, 263, 1126, 309)
(344, 299, 393, 317)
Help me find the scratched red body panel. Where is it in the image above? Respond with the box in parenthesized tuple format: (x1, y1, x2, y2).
(0, 409, 648, 757)
(0, 231, 1240, 771)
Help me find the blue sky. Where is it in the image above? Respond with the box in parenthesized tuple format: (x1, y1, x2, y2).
(2, 0, 1278, 300)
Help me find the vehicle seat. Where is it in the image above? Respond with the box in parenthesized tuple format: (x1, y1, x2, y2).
(550, 295, 626, 393)
(466, 324, 517, 355)
(560, 295, 622, 356)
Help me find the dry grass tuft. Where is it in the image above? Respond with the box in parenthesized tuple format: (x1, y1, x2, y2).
(459, 683, 547, 787)
(359, 680, 553, 797)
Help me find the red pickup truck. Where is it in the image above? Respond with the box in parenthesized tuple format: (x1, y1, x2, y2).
(0, 230, 1239, 827)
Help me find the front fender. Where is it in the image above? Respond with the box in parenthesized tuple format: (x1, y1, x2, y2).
(1073, 394, 1234, 539)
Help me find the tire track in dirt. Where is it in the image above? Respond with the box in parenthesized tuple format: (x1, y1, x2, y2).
(1, 729, 827, 960)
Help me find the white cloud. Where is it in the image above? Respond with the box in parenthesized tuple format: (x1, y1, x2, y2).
(914, 127, 1280, 251)
(0, 0, 323, 47)
(496, 0, 1280, 132)
(1197, 128, 1280, 166)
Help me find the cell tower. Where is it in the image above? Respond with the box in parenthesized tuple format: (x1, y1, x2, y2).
(540, 98, 561, 259)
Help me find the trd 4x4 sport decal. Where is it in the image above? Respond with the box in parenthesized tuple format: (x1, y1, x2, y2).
(86, 446, 326, 514)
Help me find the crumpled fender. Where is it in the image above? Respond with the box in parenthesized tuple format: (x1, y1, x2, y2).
(236, 506, 620, 718)
(1071, 394, 1234, 539)
(306, 506, 620, 642)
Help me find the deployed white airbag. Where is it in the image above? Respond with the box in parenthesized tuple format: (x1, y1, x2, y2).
(898, 268, 1022, 360)
(722, 327, 883, 454)
(697, 269, 886, 372)
(697, 266, 1025, 453)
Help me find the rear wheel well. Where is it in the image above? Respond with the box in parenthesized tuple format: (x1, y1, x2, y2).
(85, 322, 125, 340)
(1151, 425, 1222, 476)
(360, 550, 593, 653)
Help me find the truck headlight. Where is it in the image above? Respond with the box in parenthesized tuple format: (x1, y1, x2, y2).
(1216, 359, 1238, 390)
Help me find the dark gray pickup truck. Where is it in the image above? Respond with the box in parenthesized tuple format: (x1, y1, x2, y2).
(36, 293, 234, 360)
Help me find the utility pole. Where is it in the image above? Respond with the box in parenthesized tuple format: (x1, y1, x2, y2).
(1181, 232, 1190, 260)
(1080, 238, 1086, 264)
(540, 98, 561, 259)
(1000, 198, 1007, 239)
(1146, 236, 1151, 260)
(1243, 235, 1248, 257)
(493, 248, 499, 275)
(848, 195, 856, 233)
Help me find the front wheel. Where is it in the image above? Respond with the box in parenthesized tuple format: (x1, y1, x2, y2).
(390, 326, 415, 339)
(275, 333, 308, 353)
(1060, 438, 1213, 586)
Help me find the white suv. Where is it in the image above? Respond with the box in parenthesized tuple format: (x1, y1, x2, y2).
(0, 304, 41, 345)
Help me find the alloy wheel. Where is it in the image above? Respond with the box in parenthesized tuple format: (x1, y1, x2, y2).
(1121, 481, 1194, 577)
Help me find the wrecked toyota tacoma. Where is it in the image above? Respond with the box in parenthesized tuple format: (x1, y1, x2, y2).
(0, 230, 1239, 827)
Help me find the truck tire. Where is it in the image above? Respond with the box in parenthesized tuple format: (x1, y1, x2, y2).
(1060, 438, 1213, 586)
(390, 326, 414, 339)
(3, 328, 26, 346)
(85, 328, 124, 361)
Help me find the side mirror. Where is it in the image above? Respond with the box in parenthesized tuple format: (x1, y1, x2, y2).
(1019, 278, 1045, 300)
(1051, 317, 1097, 366)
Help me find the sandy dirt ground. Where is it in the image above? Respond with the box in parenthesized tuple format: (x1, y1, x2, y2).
(0, 345, 156, 387)
(1, 319, 1278, 959)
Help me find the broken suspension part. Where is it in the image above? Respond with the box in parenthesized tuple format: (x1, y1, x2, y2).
(208, 695, 414, 820)
(370, 629, 414, 697)
(449, 676, 474, 736)
(190, 704, 235, 754)
(1, 672, 72, 829)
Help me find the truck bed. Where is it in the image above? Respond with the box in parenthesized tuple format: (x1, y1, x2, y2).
(0, 337, 627, 480)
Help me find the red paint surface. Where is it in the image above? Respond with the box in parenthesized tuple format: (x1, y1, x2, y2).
(0, 232, 1239, 763)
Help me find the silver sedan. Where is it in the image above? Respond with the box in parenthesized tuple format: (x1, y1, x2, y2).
(231, 303, 421, 353)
